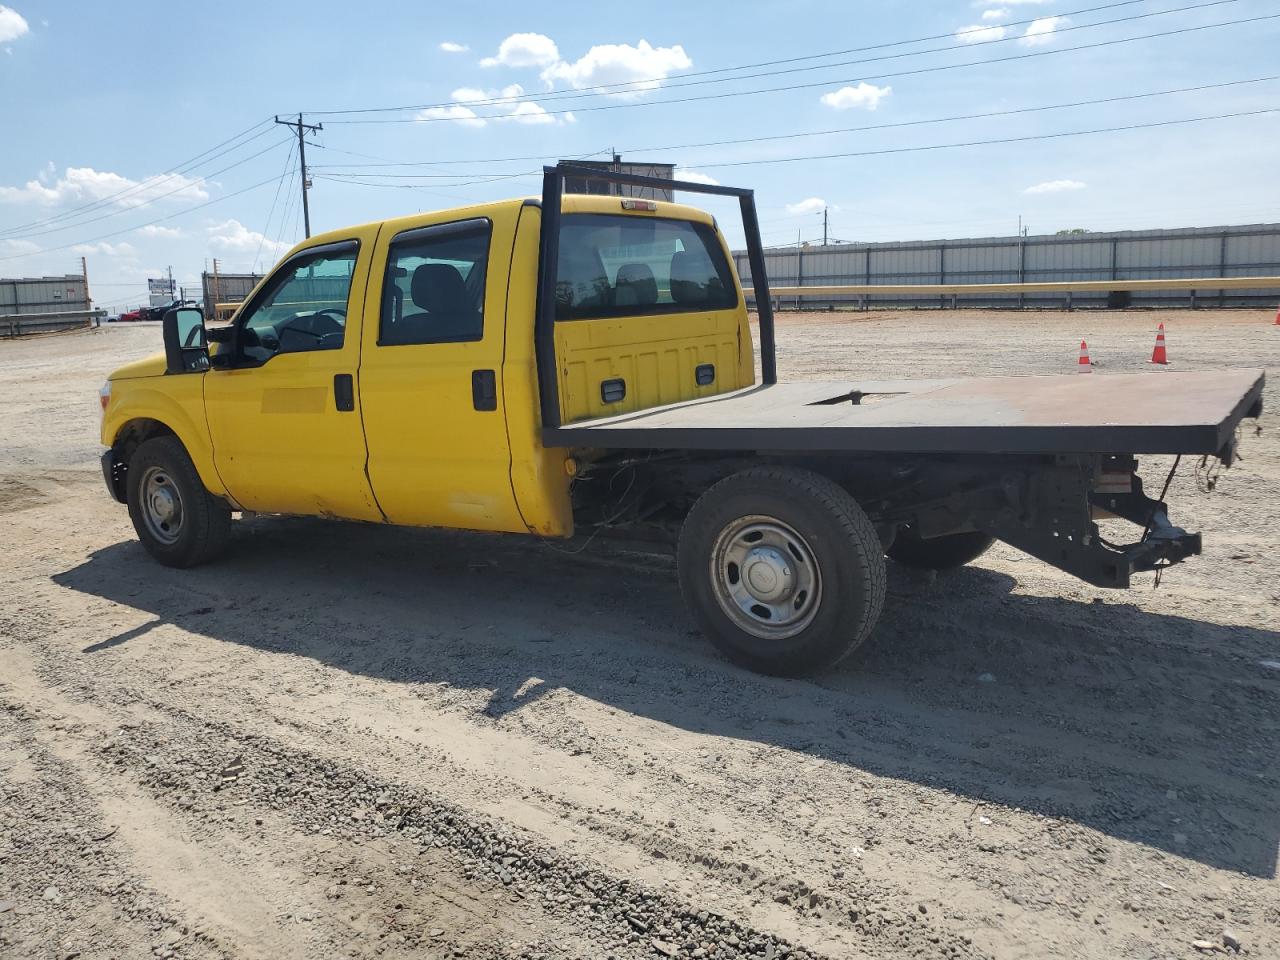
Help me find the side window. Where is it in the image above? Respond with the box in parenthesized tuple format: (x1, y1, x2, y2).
(380, 220, 490, 346)
(237, 243, 358, 364)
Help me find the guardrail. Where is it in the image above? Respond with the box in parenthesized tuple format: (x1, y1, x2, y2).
(1, 309, 106, 338)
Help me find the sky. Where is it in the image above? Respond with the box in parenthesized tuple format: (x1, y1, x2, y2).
(0, 0, 1277, 311)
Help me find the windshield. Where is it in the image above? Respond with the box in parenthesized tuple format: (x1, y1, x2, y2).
(555, 214, 738, 321)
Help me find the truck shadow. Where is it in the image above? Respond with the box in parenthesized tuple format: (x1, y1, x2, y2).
(53, 517, 1279, 879)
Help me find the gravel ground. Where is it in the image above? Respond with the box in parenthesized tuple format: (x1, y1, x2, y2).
(1, 310, 1277, 960)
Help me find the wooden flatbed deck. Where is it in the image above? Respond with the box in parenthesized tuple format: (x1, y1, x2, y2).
(543, 370, 1265, 455)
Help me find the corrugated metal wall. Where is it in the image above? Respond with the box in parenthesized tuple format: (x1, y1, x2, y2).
(0, 275, 90, 316)
(733, 223, 1280, 308)
(201, 272, 264, 318)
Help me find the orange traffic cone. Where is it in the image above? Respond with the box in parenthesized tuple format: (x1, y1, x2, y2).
(1149, 323, 1168, 365)
(1078, 340, 1093, 373)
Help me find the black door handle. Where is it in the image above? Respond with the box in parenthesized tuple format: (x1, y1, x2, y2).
(333, 373, 355, 412)
(472, 369, 497, 411)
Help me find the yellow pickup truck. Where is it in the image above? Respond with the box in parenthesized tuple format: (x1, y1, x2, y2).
(98, 165, 1265, 675)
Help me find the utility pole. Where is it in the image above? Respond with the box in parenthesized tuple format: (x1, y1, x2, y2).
(822, 207, 829, 246)
(80, 256, 90, 310)
(167, 265, 174, 301)
(275, 113, 323, 238)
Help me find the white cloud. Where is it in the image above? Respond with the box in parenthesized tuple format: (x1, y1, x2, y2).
(785, 197, 830, 216)
(1020, 16, 1067, 46)
(819, 82, 891, 111)
(481, 32, 559, 68)
(136, 224, 183, 239)
(418, 85, 572, 127)
(416, 104, 485, 127)
(72, 241, 137, 258)
(0, 5, 29, 43)
(1024, 179, 1086, 194)
(675, 169, 720, 186)
(541, 40, 691, 97)
(207, 219, 290, 258)
(981, 9, 1009, 21)
(438, 41, 468, 54)
(0, 238, 39, 255)
(955, 24, 1005, 43)
(0, 165, 208, 207)
(505, 101, 557, 125)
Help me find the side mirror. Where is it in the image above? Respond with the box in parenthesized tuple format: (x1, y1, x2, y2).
(162, 307, 210, 374)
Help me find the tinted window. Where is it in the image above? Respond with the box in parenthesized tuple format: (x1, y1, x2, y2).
(380, 220, 490, 345)
(555, 214, 738, 321)
(237, 243, 357, 364)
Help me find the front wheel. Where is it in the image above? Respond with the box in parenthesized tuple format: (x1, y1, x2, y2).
(677, 467, 886, 677)
(126, 436, 231, 568)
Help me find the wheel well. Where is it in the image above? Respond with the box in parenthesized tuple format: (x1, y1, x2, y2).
(112, 418, 177, 465)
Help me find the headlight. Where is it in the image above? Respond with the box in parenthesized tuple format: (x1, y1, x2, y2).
(98, 380, 111, 416)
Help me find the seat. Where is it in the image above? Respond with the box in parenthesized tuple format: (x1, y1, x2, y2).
(613, 263, 658, 307)
(670, 251, 710, 305)
(385, 262, 481, 344)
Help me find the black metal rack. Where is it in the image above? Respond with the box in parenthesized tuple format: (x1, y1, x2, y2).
(535, 163, 776, 432)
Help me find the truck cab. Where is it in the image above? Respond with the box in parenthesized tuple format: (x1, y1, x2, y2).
(99, 166, 1264, 677)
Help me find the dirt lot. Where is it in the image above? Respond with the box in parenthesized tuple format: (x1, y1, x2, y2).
(1, 310, 1277, 960)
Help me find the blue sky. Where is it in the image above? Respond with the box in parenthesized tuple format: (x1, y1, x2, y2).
(1, 0, 1277, 310)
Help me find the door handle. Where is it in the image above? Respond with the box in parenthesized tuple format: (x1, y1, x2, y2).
(472, 370, 497, 411)
(333, 373, 355, 412)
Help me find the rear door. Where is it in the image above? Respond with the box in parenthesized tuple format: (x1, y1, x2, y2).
(552, 201, 754, 424)
(358, 208, 524, 532)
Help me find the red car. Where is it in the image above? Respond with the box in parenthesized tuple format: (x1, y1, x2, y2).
(116, 307, 145, 322)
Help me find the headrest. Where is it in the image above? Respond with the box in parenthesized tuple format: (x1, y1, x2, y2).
(410, 263, 468, 313)
(613, 262, 658, 306)
(670, 251, 709, 304)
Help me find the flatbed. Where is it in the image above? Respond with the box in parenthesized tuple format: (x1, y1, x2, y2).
(545, 370, 1266, 456)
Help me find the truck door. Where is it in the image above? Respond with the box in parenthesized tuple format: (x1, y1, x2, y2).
(203, 232, 383, 521)
(357, 212, 523, 532)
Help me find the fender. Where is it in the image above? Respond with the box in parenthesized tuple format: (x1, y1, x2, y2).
(103, 374, 231, 501)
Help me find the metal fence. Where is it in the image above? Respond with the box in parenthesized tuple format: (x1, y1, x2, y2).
(0, 275, 90, 316)
(732, 223, 1280, 309)
(201, 271, 264, 320)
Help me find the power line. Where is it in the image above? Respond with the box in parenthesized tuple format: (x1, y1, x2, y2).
(315, 107, 1278, 193)
(309, 75, 1279, 180)
(0, 173, 287, 263)
(1, 138, 293, 243)
(274, 114, 323, 237)
(691, 106, 1280, 169)
(304, 0, 1180, 115)
(320, 2, 1259, 123)
(254, 141, 297, 270)
(0, 121, 275, 240)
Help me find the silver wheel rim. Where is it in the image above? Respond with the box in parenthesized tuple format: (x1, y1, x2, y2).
(140, 466, 184, 545)
(709, 515, 822, 640)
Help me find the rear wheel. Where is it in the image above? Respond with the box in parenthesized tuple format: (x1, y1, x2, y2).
(677, 467, 885, 676)
(887, 529, 994, 571)
(126, 436, 231, 568)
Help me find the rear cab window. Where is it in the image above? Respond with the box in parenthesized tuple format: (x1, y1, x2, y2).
(555, 214, 738, 321)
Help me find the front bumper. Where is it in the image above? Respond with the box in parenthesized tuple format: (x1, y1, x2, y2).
(101, 449, 127, 504)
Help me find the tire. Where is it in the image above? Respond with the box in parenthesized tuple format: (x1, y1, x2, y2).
(677, 467, 886, 677)
(126, 436, 231, 568)
(887, 529, 994, 571)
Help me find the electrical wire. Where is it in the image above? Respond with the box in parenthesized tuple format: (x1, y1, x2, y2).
(0, 121, 275, 240)
(2, 138, 293, 243)
(320, 8, 1276, 125)
(254, 141, 297, 270)
(306, 0, 1220, 115)
(312, 74, 1280, 179)
(0, 173, 288, 263)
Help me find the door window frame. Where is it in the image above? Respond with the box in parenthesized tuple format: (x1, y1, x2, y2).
(227, 238, 361, 368)
(377, 217, 492, 347)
